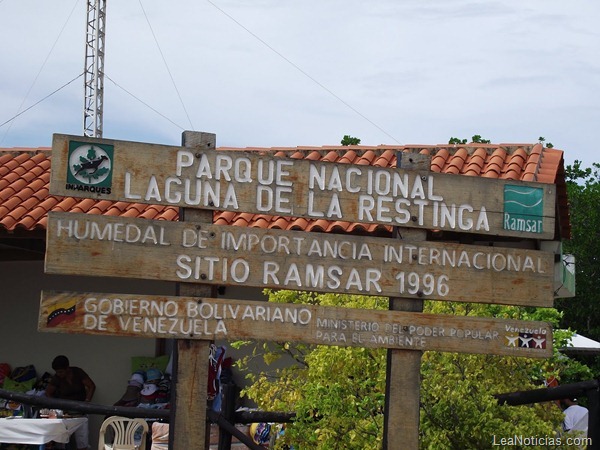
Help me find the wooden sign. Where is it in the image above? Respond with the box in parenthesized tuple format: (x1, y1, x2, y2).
(45, 211, 555, 307)
(39, 290, 553, 358)
(49, 134, 556, 239)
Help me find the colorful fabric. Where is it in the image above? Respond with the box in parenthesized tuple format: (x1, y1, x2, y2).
(0, 363, 11, 386)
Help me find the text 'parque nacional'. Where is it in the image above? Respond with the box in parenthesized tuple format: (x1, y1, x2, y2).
(50, 134, 556, 239)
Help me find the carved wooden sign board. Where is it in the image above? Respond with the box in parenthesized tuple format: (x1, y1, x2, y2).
(49, 134, 556, 239)
(45, 211, 554, 307)
(41, 134, 558, 355)
(41, 133, 560, 449)
(39, 291, 552, 358)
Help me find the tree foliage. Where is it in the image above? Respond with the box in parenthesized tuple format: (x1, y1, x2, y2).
(558, 161, 600, 352)
(341, 135, 361, 146)
(235, 291, 387, 449)
(420, 301, 591, 449)
(234, 144, 597, 449)
(235, 292, 590, 449)
(448, 135, 491, 145)
(538, 137, 554, 148)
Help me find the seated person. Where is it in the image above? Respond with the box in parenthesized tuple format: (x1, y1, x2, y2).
(45, 355, 95, 450)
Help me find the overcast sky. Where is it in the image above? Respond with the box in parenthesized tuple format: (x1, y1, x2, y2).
(1, 1, 598, 168)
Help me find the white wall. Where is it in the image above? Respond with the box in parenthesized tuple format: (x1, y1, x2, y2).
(0, 260, 274, 444)
(0, 261, 298, 450)
(0, 260, 177, 443)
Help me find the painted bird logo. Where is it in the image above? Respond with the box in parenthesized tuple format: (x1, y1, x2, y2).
(72, 148, 110, 182)
(75, 154, 108, 176)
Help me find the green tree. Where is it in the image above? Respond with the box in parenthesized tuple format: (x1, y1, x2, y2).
(448, 137, 467, 145)
(420, 301, 591, 449)
(341, 135, 361, 146)
(235, 292, 590, 449)
(557, 161, 600, 360)
(235, 141, 595, 448)
(448, 135, 491, 145)
(538, 137, 554, 148)
(236, 291, 387, 449)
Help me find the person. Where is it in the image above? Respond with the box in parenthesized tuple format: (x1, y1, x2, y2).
(114, 372, 144, 407)
(45, 355, 96, 450)
(560, 397, 589, 437)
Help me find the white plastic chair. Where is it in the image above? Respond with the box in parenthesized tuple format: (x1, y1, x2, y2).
(98, 415, 149, 450)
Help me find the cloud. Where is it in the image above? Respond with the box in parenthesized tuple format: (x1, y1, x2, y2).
(1, 0, 599, 168)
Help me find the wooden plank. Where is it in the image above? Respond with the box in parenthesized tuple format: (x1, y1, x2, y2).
(45, 211, 555, 307)
(171, 131, 215, 450)
(171, 340, 209, 449)
(384, 154, 428, 450)
(38, 290, 553, 358)
(49, 133, 556, 239)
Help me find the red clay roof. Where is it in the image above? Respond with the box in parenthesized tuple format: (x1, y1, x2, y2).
(0, 143, 570, 239)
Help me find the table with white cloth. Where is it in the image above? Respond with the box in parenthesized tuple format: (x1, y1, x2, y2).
(0, 416, 87, 448)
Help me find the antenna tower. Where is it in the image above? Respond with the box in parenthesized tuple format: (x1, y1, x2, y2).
(83, 0, 107, 138)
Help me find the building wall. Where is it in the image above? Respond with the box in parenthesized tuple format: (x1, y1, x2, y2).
(1, 260, 178, 441)
(0, 259, 272, 443)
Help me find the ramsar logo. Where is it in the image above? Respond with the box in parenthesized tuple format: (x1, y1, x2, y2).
(503, 185, 543, 234)
(65, 141, 113, 195)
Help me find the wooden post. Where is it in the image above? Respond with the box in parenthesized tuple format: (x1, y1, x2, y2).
(587, 385, 599, 450)
(218, 383, 238, 450)
(383, 153, 430, 449)
(170, 131, 217, 450)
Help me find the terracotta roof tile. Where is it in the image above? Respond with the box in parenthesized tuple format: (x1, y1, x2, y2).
(32, 188, 50, 203)
(54, 197, 79, 212)
(9, 197, 39, 221)
(310, 219, 332, 232)
(356, 150, 378, 166)
(430, 148, 449, 172)
(502, 168, 520, 180)
(0, 216, 16, 231)
(464, 150, 486, 175)
(157, 208, 178, 222)
(213, 210, 237, 226)
(70, 198, 98, 213)
(505, 164, 524, 179)
(28, 178, 47, 196)
(0, 187, 14, 203)
(21, 203, 48, 222)
(1, 196, 22, 214)
(271, 217, 291, 229)
(15, 215, 37, 230)
(337, 149, 357, 165)
(453, 148, 469, 162)
(0, 153, 12, 167)
(87, 200, 114, 214)
(304, 151, 323, 161)
(249, 216, 270, 229)
(371, 149, 395, 168)
(37, 196, 60, 211)
(325, 150, 342, 163)
(288, 217, 310, 231)
(0, 143, 570, 239)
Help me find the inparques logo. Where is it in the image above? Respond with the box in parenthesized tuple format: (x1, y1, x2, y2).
(65, 141, 113, 195)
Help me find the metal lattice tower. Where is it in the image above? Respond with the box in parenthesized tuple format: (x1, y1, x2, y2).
(83, 0, 107, 138)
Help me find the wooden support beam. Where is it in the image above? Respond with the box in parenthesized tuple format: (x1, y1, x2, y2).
(0, 387, 296, 424)
(495, 379, 600, 405)
(170, 131, 216, 450)
(496, 379, 599, 450)
(384, 153, 430, 449)
(218, 384, 237, 450)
